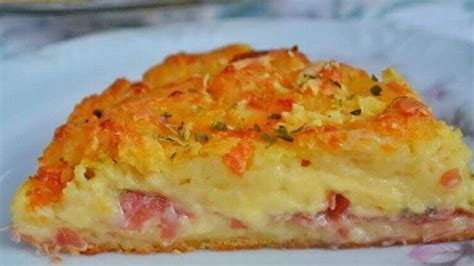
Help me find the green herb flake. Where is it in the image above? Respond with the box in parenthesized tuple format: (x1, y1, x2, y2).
(260, 133, 277, 144)
(178, 122, 191, 141)
(291, 124, 305, 133)
(195, 133, 209, 142)
(400, 207, 421, 218)
(370, 85, 382, 96)
(158, 134, 176, 143)
(254, 124, 262, 132)
(275, 125, 294, 142)
(401, 207, 411, 215)
(212, 121, 228, 131)
(162, 111, 172, 118)
(297, 73, 317, 87)
(425, 206, 437, 214)
(164, 124, 179, 136)
(268, 113, 281, 120)
(350, 109, 362, 116)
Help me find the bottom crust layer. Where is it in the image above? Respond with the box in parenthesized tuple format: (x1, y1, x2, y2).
(81, 232, 474, 255)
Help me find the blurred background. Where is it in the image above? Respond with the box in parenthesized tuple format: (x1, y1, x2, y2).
(1, 0, 473, 60)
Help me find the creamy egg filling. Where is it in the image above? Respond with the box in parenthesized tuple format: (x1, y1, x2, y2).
(11, 125, 473, 251)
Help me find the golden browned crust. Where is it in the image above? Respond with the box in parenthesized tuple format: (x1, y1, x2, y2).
(23, 43, 467, 209)
(82, 231, 474, 255)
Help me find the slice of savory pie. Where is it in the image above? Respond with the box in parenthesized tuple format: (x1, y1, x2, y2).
(11, 44, 473, 254)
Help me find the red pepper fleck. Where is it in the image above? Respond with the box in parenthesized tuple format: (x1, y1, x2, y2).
(278, 99, 293, 111)
(301, 159, 311, 167)
(168, 90, 184, 97)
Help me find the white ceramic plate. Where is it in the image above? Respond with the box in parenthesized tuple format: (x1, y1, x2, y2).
(1, 18, 473, 265)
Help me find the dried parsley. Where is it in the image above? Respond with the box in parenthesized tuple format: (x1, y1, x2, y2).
(269, 113, 281, 120)
(178, 122, 191, 141)
(170, 152, 177, 159)
(195, 133, 209, 142)
(275, 125, 294, 142)
(291, 124, 305, 133)
(254, 124, 262, 132)
(158, 134, 176, 143)
(370, 85, 382, 96)
(298, 73, 317, 87)
(212, 121, 228, 131)
(425, 206, 437, 214)
(162, 111, 172, 118)
(401, 207, 420, 218)
(331, 80, 341, 88)
(260, 133, 277, 144)
(92, 109, 103, 118)
(401, 207, 411, 215)
(350, 109, 362, 116)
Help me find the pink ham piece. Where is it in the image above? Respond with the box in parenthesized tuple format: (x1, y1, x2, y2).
(55, 228, 87, 250)
(119, 191, 189, 243)
(327, 193, 351, 220)
(229, 218, 247, 229)
(421, 218, 467, 242)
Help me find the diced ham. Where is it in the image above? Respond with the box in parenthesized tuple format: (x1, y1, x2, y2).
(120, 191, 166, 230)
(327, 192, 351, 220)
(277, 193, 351, 230)
(289, 212, 330, 229)
(119, 191, 189, 243)
(55, 228, 87, 250)
(422, 218, 465, 242)
(278, 204, 471, 245)
(291, 213, 318, 227)
(158, 208, 180, 241)
(229, 218, 247, 229)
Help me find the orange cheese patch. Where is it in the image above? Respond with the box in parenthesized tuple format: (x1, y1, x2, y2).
(222, 139, 256, 176)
